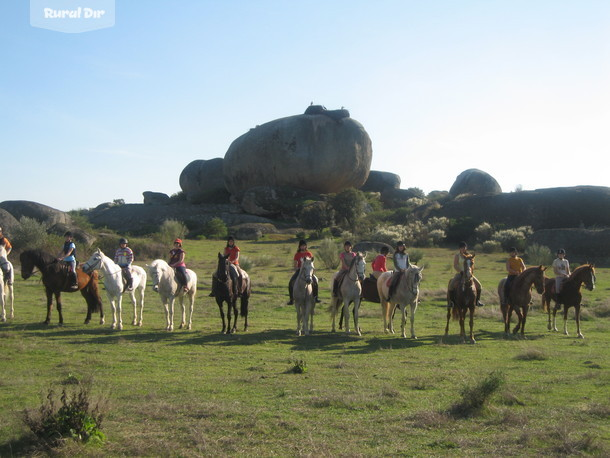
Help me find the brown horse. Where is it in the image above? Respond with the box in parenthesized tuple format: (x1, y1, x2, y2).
(541, 264, 595, 338)
(497, 266, 546, 336)
(445, 255, 477, 343)
(211, 253, 251, 334)
(20, 249, 103, 326)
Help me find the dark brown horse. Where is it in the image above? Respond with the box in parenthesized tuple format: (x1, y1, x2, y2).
(211, 253, 251, 334)
(444, 255, 477, 343)
(541, 264, 595, 338)
(497, 266, 546, 337)
(20, 249, 103, 325)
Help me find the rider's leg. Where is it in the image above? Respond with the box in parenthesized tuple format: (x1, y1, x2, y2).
(474, 277, 484, 306)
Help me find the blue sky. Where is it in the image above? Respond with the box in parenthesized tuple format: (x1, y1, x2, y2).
(1, 0, 609, 211)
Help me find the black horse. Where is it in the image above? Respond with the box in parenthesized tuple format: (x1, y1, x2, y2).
(20, 249, 104, 325)
(211, 253, 250, 334)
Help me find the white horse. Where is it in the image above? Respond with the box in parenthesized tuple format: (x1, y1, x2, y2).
(331, 252, 366, 335)
(377, 265, 424, 338)
(81, 248, 147, 330)
(147, 259, 197, 331)
(0, 245, 14, 322)
(294, 256, 315, 336)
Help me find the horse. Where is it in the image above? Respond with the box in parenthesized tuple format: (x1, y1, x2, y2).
(377, 265, 424, 338)
(294, 256, 315, 336)
(541, 264, 596, 338)
(81, 249, 147, 330)
(19, 249, 103, 325)
(497, 266, 546, 337)
(444, 254, 477, 343)
(0, 245, 14, 322)
(147, 259, 197, 331)
(211, 253, 251, 334)
(330, 252, 366, 335)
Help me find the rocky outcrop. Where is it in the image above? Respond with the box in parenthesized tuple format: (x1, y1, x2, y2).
(180, 158, 229, 204)
(353, 241, 393, 255)
(143, 191, 170, 205)
(231, 223, 279, 240)
(0, 208, 20, 236)
(0, 200, 72, 227)
(223, 109, 372, 197)
(449, 169, 502, 198)
(360, 170, 401, 193)
(240, 186, 322, 217)
(48, 223, 97, 247)
(529, 228, 610, 264)
(431, 186, 610, 230)
(85, 202, 274, 234)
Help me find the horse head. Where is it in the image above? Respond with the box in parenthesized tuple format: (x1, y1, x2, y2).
(300, 256, 315, 285)
(533, 265, 547, 294)
(81, 248, 104, 274)
(20, 250, 38, 279)
(406, 265, 423, 296)
(147, 259, 165, 293)
(462, 256, 475, 284)
(216, 252, 230, 282)
(353, 252, 366, 282)
(584, 264, 596, 291)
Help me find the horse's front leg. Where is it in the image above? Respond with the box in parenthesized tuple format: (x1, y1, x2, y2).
(331, 297, 338, 332)
(458, 309, 466, 343)
(563, 307, 569, 336)
(469, 306, 476, 344)
(410, 301, 417, 339)
(400, 304, 407, 338)
(44, 289, 54, 325)
(187, 293, 194, 330)
(343, 299, 351, 335)
(512, 308, 523, 335)
(230, 298, 238, 333)
(109, 296, 118, 330)
(295, 302, 302, 336)
(0, 293, 5, 322)
(302, 302, 310, 336)
(520, 304, 529, 337)
(217, 301, 227, 333)
(162, 298, 173, 331)
(444, 306, 451, 338)
(551, 308, 558, 332)
(575, 305, 584, 339)
(178, 295, 187, 329)
(353, 299, 361, 336)
(128, 290, 138, 326)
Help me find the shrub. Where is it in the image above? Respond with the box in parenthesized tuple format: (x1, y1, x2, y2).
(479, 240, 502, 253)
(448, 371, 505, 418)
(475, 222, 493, 242)
(316, 238, 340, 270)
(409, 249, 425, 265)
(12, 217, 51, 251)
(526, 243, 553, 266)
(239, 255, 254, 271)
(491, 226, 532, 251)
(201, 217, 228, 240)
(155, 219, 187, 246)
(23, 382, 108, 447)
(289, 359, 308, 374)
(329, 188, 367, 231)
(299, 201, 334, 230)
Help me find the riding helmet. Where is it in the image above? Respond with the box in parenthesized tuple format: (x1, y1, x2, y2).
(174, 238, 182, 245)
(64, 231, 73, 237)
(299, 240, 307, 247)
(557, 248, 566, 254)
(119, 237, 128, 245)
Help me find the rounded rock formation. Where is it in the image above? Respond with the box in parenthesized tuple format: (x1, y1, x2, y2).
(0, 200, 71, 227)
(449, 169, 502, 198)
(223, 111, 372, 198)
(360, 170, 401, 192)
(179, 158, 229, 204)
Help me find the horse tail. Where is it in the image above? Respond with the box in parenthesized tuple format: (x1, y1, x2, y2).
(240, 278, 250, 317)
(84, 270, 103, 313)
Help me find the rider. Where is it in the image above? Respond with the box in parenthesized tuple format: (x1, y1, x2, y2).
(333, 241, 357, 296)
(114, 237, 134, 291)
(503, 247, 526, 306)
(224, 235, 242, 297)
(447, 241, 484, 308)
(388, 241, 410, 300)
(552, 248, 570, 311)
(0, 226, 12, 281)
(287, 239, 320, 305)
(57, 231, 78, 290)
(169, 238, 188, 292)
(371, 246, 389, 279)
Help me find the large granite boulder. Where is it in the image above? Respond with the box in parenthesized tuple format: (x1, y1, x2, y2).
(143, 191, 170, 205)
(449, 169, 502, 198)
(240, 186, 322, 217)
(529, 228, 610, 264)
(0, 200, 71, 227)
(223, 109, 372, 197)
(0, 208, 20, 236)
(179, 158, 229, 204)
(360, 170, 401, 192)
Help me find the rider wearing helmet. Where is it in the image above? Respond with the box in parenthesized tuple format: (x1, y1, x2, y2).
(224, 236, 242, 297)
(287, 239, 320, 305)
(552, 248, 570, 311)
(114, 237, 134, 291)
(57, 231, 78, 290)
(169, 238, 188, 292)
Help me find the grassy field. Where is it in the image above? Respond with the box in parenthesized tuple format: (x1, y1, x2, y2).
(1, 238, 609, 456)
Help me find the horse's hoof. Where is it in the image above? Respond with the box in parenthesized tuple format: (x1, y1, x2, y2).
(132, 320, 137, 326)
(471, 339, 476, 344)
(100, 318, 105, 325)
(84, 319, 91, 325)
(577, 334, 584, 339)
(411, 335, 417, 340)
(111, 324, 116, 330)
(187, 325, 192, 330)
(1, 317, 6, 323)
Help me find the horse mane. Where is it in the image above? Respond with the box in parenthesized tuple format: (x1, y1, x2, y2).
(150, 258, 170, 270)
(569, 264, 595, 280)
(24, 249, 57, 265)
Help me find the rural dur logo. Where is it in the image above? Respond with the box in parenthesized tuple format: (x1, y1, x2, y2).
(30, 0, 115, 33)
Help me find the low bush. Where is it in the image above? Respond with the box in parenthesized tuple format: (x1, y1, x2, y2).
(155, 219, 187, 246)
(316, 238, 340, 270)
(448, 371, 505, 418)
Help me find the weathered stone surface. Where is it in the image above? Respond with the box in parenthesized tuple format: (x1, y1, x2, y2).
(353, 241, 393, 255)
(0, 208, 20, 237)
(529, 228, 610, 265)
(143, 191, 170, 205)
(380, 188, 424, 208)
(449, 169, 502, 198)
(240, 186, 322, 217)
(85, 202, 274, 234)
(431, 186, 610, 230)
(48, 223, 97, 247)
(231, 223, 279, 240)
(179, 158, 229, 204)
(360, 170, 401, 192)
(223, 111, 372, 197)
(0, 200, 71, 226)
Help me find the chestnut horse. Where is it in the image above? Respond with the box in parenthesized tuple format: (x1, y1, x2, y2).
(497, 266, 546, 337)
(541, 264, 596, 338)
(20, 249, 103, 325)
(444, 255, 477, 343)
(212, 253, 251, 334)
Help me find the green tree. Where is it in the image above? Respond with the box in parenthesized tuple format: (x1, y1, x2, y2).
(329, 188, 367, 232)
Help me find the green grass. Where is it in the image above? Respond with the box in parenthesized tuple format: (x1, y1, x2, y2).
(1, 240, 609, 456)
